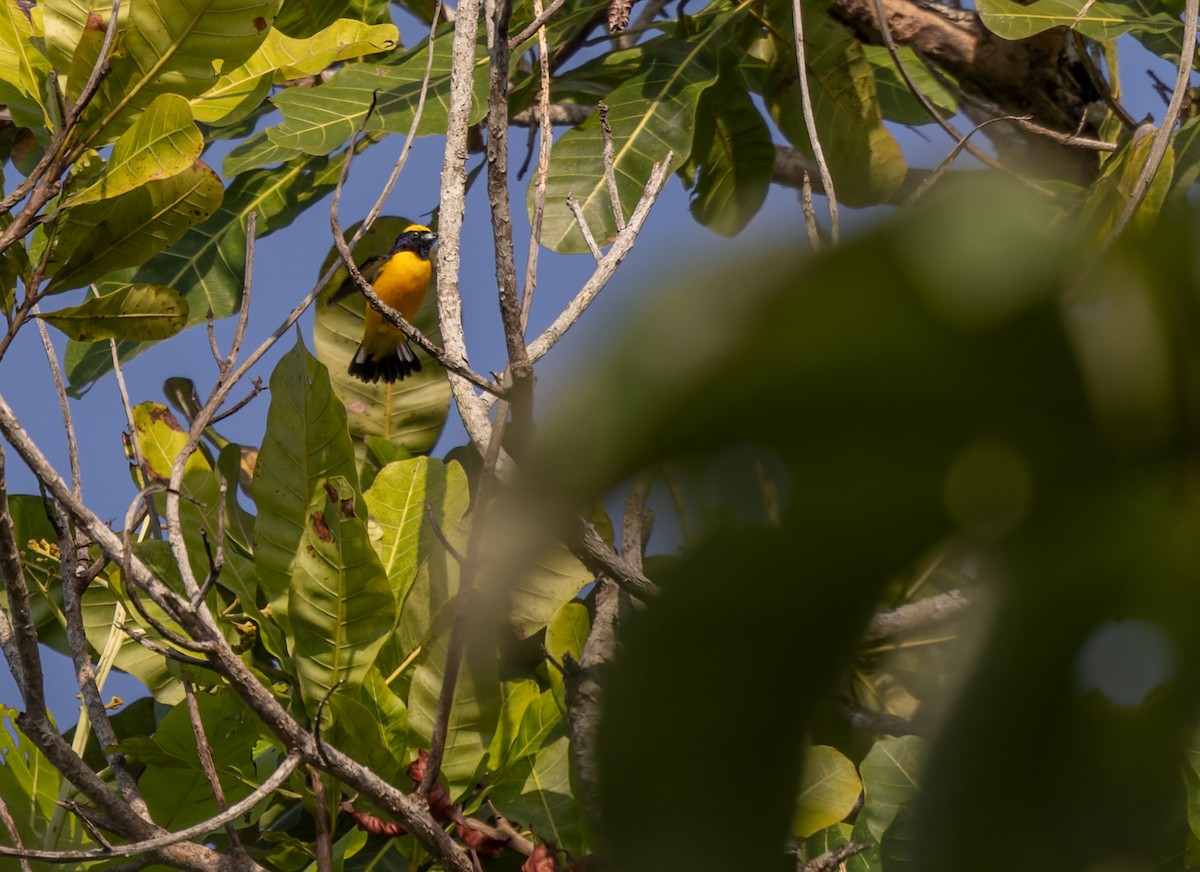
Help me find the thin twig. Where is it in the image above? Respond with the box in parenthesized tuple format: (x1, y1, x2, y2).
(598, 103, 625, 230)
(519, 0, 555, 333)
(33, 313, 82, 498)
(565, 195, 603, 261)
(180, 669, 245, 854)
(790, 0, 838, 242)
(800, 172, 820, 247)
(0, 791, 33, 872)
(53, 503, 149, 817)
(508, 0, 568, 49)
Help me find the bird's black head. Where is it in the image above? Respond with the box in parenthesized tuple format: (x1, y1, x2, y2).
(391, 224, 437, 260)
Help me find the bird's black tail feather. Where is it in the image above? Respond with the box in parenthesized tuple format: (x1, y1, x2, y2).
(347, 341, 422, 384)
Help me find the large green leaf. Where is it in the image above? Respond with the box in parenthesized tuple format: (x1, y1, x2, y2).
(66, 93, 204, 207)
(314, 218, 452, 462)
(487, 679, 564, 775)
(65, 150, 342, 392)
(793, 745, 863, 839)
(858, 736, 924, 841)
(488, 733, 584, 856)
(977, 0, 1178, 41)
(289, 473, 396, 714)
(253, 339, 362, 630)
(324, 668, 409, 784)
(406, 623, 500, 799)
(39, 283, 189, 341)
(0, 0, 51, 129)
(767, 12, 905, 207)
(536, 25, 732, 254)
(686, 68, 774, 237)
(247, 26, 489, 169)
(364, 456, 469, 648)
(191, 18, 399, 126)
(45, 0, 281, 144)
(508, 544, 593, 640)
(46, 160, 224, 294)
(132, 688, 259, 829)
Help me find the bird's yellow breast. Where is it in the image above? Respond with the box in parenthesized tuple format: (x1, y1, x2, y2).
(374, 250, 432, 322)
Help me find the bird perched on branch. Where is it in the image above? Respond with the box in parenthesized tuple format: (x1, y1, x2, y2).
(331, 224, 437, 384)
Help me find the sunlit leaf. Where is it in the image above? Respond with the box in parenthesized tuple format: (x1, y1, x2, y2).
(248, 26, 489, 169)
(977, 0, 1177, 41)
(192, 18, 399, 126)
(858, 736, 924, 841)
(793, 745, 863, 838)
(45, 0, 281, 144)
(66, 93, 203, 206)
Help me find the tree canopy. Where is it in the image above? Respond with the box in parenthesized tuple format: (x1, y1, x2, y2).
(2, 0, 1200, 870)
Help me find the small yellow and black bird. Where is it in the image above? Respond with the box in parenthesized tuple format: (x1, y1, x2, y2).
(331, 224, 437, 384)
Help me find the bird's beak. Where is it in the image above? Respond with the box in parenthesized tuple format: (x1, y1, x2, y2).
(422, 231, 437, 245)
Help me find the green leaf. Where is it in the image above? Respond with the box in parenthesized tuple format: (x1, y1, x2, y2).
(489, 733, 585, 855)
(81, 575, 184, 704)
(324, 668, 409, 783)
(687, 69, 774, 237)
(275, 0, 353, 37)
(192, 18, 399, 126)
(860, 44, 958, 126)
(977, 0, 1178, 41)
(253, 338, 363, 630)
(255, 27, 489, 166)
(46, 160, 224, 294)
(767, 13, 905, 207)
(65, 150, 342, 392)
(131, 402, 210, 482)
(66, 93, 203, 206)
(407, 624, 500, 799)
(39, 283, 189, 341)
(314, 218, 452, 462)
(364, 456, 469, 656)
(1081, 131, 1174, 237)
(858, 736, 924, 841)
(223, 132, 307, 175)
(509, 544, 593, 640)
(0, 0, 51, 129)
(46, 0, 281, 144)
(487, 680, 564, 775)
(793, 745, 863, 838)
(0, 705, 90, 849)
(537, 26, 732, 254)
(135, 688, 259, 829)
(289, 473, 396, 714)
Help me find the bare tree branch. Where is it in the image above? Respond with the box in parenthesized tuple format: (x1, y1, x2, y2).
(791, 0, 839, 242)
